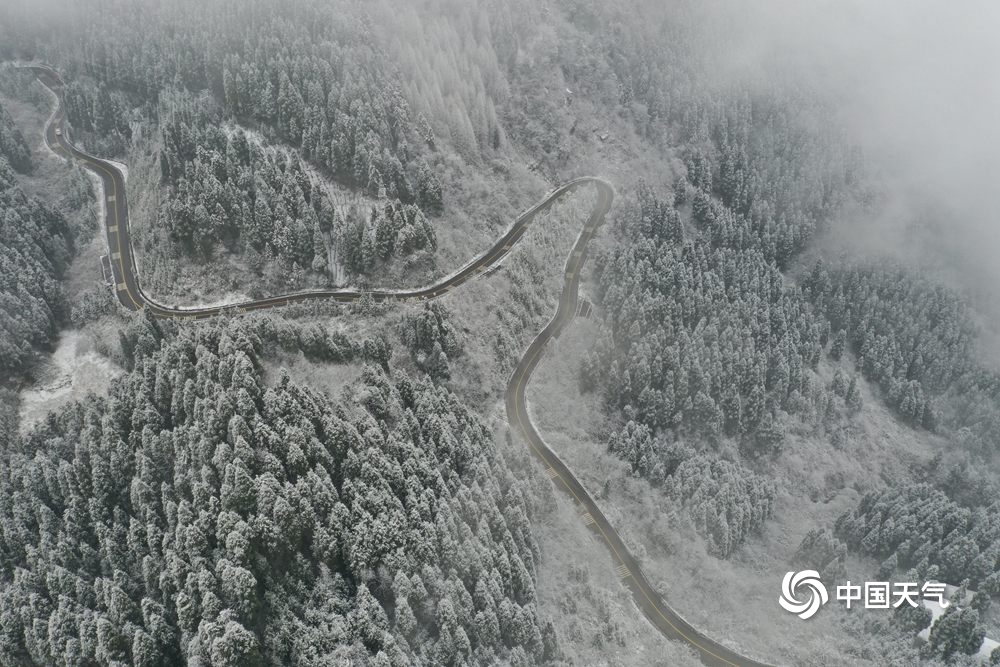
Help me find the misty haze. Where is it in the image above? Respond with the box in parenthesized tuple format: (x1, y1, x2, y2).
(0, 1, 998, 666)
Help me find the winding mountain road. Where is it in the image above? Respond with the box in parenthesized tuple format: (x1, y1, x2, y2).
(29, 65, 597, 320)
(28, 64, 774, 667)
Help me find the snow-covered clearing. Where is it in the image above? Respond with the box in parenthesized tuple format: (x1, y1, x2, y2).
(19, 331, 120, 433)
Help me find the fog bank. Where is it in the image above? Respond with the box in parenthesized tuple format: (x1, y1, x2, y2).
(702, 0, 1000, 309)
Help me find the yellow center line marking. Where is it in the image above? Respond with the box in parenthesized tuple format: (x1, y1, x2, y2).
(36, 82, 142, 311)
(41, 86, 603, 333)
(81, 156, 142, 311)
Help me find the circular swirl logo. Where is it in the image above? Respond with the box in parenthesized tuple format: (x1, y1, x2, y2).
(778, 570, 829, 619)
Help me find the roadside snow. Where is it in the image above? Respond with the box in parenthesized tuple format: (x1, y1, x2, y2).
(152, 291, 252, 310)
(28, 74, 114, 257)
(84, 169, 110, 254)
(37, 81, 63, 160)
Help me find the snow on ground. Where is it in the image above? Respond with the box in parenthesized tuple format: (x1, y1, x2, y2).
(84, 169, 109, 251)
(37, 81, 62, 159)
(19, 331, 120, 433)
(221, 121, 357, 282)
(151, 291, 252, 310)
(263, 356, 364, 401)
(29, 79, 112, 257)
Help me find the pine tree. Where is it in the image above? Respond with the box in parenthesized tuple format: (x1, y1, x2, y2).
(927, 607, 985, 660)
(830, 329, 847, 360)
(878, 553, 898, 579)
(846, 377, 863, 412)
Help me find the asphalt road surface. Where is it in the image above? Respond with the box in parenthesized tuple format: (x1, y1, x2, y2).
(505, 183, 774, 667)
(28, 64, 776, 667)
(31, 64, 601, 320)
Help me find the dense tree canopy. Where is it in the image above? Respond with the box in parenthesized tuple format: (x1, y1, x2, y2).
(0, 318, 555, 665)
(62, 79, 133, 145)
(804, 262, 1000, 455)
(804, 264, 967, 431)
(152, 89, 437, 279)
(399, 303, 461, 381)
(3, 1, 999, 662)
(32, 0, 426, 198)
(0, 152, 73, 377)
(836, 484, 1000, 590)
(585, 185, 851, 462)
(0, 103, 30, 172)
(607, 426, 775, 558)
(925, 607, 985, 661)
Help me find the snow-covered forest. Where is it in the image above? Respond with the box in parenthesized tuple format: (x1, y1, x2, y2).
(1, 0, 999, 665)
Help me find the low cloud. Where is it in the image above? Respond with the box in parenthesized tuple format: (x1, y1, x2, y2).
(698, 0, 1000, 309)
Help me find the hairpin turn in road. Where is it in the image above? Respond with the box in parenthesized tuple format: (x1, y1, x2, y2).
(27, 63, 774, 667)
